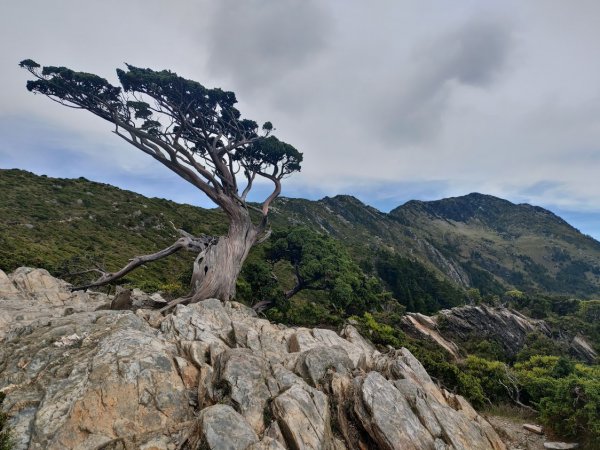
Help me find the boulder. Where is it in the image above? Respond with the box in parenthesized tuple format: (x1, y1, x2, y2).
(0, 311, 192, 450)
(544, 443, 579, 449)
(195, 404, 259, 450)
(10, 267, 69, 295)
(353, 372, 436, 450)
(294, 345, 354, 386)
(0, 269, 18, 296)
(272, 383, 332, 450)
(211, 348, 274, 433)
(0, 267, 109, 339)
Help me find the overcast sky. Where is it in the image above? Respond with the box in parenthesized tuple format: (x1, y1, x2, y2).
(1, 1, 599, 239)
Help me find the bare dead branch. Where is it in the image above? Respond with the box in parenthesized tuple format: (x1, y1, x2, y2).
(252, 299, 274, 314)
(72, 235, 217, 292)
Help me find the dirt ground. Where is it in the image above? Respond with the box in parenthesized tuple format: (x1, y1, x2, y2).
(485, 414, 547, 450)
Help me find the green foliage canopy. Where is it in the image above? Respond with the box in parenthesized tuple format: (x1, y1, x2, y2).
(20, 60, 302, 218)
(375, 250, 465, 313)
(266, 227, 391, 315)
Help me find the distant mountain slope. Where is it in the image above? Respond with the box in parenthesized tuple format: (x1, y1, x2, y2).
(269, 195, 472, 287)
(1, 168, 600, 298)
(390, 193, 600, 296)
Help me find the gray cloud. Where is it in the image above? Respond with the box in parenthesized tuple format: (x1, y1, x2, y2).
(375, 17, 514, 144)
(205, 0, 331, 91)
(435, 19, 512, 87)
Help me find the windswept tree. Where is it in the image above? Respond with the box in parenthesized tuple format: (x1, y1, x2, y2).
(20, 60, 302, 303)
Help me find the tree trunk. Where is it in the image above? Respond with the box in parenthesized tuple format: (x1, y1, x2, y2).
(189, 210, 261, 302)
(70, 203, 266, 307)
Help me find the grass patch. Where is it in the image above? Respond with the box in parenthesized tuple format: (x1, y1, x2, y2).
(481, 403, 537, 422)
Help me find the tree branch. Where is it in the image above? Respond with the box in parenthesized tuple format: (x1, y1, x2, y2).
(72, 235, 217, 291)
(240, 171, 256, 201)
(259, 173, 282, 216)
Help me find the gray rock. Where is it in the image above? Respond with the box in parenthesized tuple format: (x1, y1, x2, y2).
(523, 423, 543, 434)
(1, 310, 192, 450)
(0, 269, 19, 296)
(409, 305, 596, 363)
(393, 379, 443, 439)
(161, 298, 233, 344)
(401, 313, 461, 359)
(212, 348, 273, 433)
(272, 383, 332, 450)
(0, 267, 109, 340)
(247, 436, 287, 450)
(295, 345, 354, 386)
(110, 287, 132, 310)
(353, 372, 436, 450)
(570, 335, 597, 363)
(0, 268, 509, 450)
(436, 305, 549, 358)
(196, 404, 259, 450)
(264, 421, 287, 447)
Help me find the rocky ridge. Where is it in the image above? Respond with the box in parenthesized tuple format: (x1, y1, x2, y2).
(401, 305, 598, 363)
(0, 268, 507, 450)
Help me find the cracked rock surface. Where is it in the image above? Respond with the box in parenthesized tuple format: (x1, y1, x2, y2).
(0, 268, 507, 450)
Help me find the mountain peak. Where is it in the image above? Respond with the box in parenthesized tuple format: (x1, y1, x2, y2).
(391, 192, 514, 223)
(322, 194, 365, 205)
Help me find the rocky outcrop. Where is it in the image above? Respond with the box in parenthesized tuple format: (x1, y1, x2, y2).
(437, 305, 550, 358)
(0, 267, 110, 340)
(570, 335, 597, 364)
(401, 305, 597, 363)
(0, 268, 507, 450)
(401, 313, 461, 359)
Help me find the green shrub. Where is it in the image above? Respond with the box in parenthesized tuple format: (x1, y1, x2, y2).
(351, 312, 406, 348)
(514, 356, 600, 444)
(539, 376, 600, 444)
(405, 341, 488, 407)
(515, 333, 566, 362)
(464, 339, 508, 362)
(266, 298, 342, 328)
(462, 356, 513, 404)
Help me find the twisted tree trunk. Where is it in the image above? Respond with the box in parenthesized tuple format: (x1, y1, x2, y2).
(72, 206, 267, 308)
(190, 211, 262, 302)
